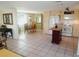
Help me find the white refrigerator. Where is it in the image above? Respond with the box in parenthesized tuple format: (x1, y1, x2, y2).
(62, 15, 73, 36)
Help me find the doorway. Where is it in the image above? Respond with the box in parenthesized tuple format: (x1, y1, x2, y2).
(17, 13, 28, 34)
(35, 14, 42, 31)
(24, 14, 42, 32)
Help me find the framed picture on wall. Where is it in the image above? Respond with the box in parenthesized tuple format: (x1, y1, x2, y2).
(3, 13, 13, 25)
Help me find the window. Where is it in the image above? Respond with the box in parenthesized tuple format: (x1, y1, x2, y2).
(36, 15, 41, 23)
(48, 16, 60, 28)
(17, 13, 28, 26)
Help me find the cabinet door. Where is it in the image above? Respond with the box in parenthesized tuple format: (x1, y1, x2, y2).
(52, 30, 61, 44)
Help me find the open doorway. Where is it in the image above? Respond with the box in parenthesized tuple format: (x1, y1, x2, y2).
(24, 14, 43, 32)
(17, 13, 28, 34)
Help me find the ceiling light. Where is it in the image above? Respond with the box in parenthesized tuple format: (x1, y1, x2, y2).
(64, 17, 70, 19)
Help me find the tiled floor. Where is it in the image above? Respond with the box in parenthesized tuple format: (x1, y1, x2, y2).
(6, 32, 78, 57)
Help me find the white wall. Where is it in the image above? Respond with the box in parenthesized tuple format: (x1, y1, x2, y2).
(0, 8, 19, 39)
(43, 11, 50, 34)
(43, 10, 79, 37)
(0, 10, 3, 26)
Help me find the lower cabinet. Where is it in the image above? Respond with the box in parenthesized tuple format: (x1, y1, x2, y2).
(52, 29, 62, 44)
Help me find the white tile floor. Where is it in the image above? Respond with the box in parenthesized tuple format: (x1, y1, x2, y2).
(6, 32, 77, 57)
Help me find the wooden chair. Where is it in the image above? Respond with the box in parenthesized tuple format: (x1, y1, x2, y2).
(0, 36, 7, 48)
(0, 25, 13, 38)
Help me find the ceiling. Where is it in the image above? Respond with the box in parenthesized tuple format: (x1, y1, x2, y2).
(0, 1, 79, 12)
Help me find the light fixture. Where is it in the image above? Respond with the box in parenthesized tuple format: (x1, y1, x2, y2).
(64, 7, 74, 14)
(64, 16, 70, 19)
